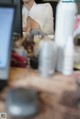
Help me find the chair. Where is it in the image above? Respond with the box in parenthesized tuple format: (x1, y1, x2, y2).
(44, 1, 58, 32)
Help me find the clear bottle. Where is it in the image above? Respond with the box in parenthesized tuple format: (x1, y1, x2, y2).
(38, 37, 57, 77)
(62, 36, 74, 75)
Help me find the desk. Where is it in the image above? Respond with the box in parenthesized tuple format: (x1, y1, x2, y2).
(0, 67, 79, 119)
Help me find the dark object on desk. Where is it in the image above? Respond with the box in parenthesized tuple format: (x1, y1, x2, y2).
(76, 38, 80, 45)
(11, 51, 27, 67)
(6, 88, 40, 117)
(30, 56, 39, 69)
(74, 68, 80, 71)
(74, 36, 80, 46)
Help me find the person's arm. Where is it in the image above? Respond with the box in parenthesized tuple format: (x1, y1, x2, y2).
(43, 3, 54, 35)
(10, 74, 75, 96)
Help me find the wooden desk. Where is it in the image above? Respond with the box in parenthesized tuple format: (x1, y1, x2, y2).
(0, 67, 79, 119)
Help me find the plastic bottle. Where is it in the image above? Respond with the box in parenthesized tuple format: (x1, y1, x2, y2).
(55, 0, 78, 46)
(55, 0, 78, 72)
(62, 36, 74, 75)
(38, 37, 57, 77)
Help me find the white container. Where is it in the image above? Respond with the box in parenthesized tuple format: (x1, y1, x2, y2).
(62, 36, 75, 75)
(55, 0, 78, 72)
(38, 39, 57, 77)
(55, 0, 78, 46)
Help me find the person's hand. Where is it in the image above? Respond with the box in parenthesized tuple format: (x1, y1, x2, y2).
(9, 73, 75, 96)
(30, 28, 46, 39)
(9, 77, 31, 88)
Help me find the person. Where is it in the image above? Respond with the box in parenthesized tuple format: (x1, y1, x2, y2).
(22, 0, 54, 36)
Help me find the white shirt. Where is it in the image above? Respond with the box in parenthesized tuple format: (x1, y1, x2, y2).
(22, 2, 54, 35)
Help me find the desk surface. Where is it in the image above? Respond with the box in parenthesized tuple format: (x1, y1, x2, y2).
(0, 67, 79, 119)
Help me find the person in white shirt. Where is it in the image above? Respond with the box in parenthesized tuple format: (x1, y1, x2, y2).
(22, 0, 54, 36)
